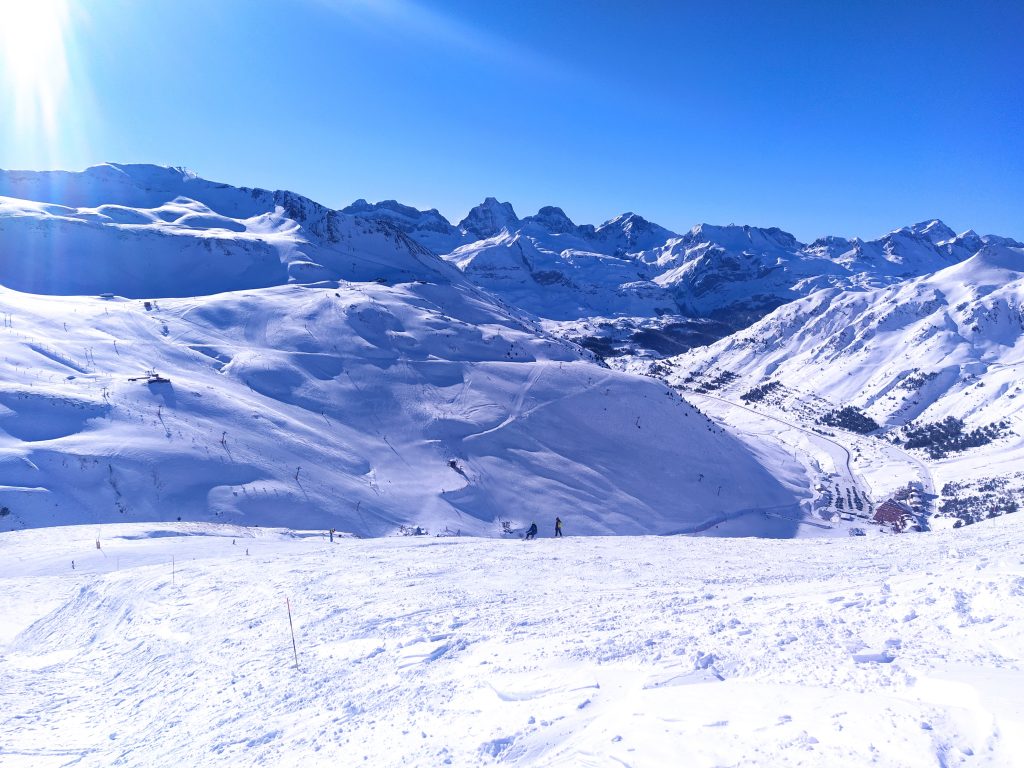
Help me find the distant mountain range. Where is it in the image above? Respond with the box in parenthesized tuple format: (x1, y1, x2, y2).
(4, 163, 1018, 346)
(341, 196, 1020, 358)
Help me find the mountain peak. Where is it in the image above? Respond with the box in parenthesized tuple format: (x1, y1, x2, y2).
(687, 223, 801, 251)
(591, 212, 676, 252)
(340, 198, 445, 223)
(458, 197, 519, 240)
(598, 212, 648, 230)
(522, 205, 577, 234)
(888, 219, 957, 245)
(911, 219, 956, 244)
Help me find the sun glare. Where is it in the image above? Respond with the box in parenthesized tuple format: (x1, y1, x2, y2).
(1, 0, 73, 142)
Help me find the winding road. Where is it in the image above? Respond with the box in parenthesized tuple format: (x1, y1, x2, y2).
(684, 390, 935, 513)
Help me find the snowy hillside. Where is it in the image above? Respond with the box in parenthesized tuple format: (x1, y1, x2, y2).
(3, 517, 1022, 766)
(0, 281, 809, 537)
(0, 164, 449, 297)
(2, 162, 1019, 538)
(656, 244, 1024, 529)
(0, 165, 807, 536)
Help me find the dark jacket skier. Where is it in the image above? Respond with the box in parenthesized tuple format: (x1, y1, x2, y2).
(525, 522, 538, 540)
(555, 517, 563, 537)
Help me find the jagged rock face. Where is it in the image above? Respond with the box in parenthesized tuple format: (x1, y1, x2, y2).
(593, 213, 676, 254)
(458, 197, 520, 240)
(522, 206, 579, 235)
(913, 219, 958, 244)
(682, 223, 803, 253)
(341, 199, 455, 235)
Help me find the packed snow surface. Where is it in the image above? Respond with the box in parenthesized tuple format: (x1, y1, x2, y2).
(2, 519, 1022, 767)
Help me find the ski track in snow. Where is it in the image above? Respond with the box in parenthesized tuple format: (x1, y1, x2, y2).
(2, 518, 1023, 767)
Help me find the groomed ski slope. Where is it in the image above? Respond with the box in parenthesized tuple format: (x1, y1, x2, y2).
(2, 518, 1022, 767)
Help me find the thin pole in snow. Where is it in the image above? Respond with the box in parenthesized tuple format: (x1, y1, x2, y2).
(286, 597, 299, 668)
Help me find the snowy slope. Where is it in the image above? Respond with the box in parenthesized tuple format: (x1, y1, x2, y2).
(2, 517, 1022, 767)
(0, 281, 807, 536)
(0, 166, 808, 536)
(657, 244, 1024, 527)
(0, 164, 450, 297)
(3, 163, 1018, 537)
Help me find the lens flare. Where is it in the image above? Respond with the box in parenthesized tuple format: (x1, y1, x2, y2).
(1, 0, 73, 153)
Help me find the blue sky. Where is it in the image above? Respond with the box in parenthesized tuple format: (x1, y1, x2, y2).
(1, 0, 1022, 241)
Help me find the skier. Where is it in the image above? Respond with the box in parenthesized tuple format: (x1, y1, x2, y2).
(524, 522, 538, 540)
(329, 528, 334, 543)
(555, 517, 563, 537)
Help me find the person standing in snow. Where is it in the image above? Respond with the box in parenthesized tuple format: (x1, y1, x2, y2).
(555, 517, 563, 537)
(524, 522, 538, 540)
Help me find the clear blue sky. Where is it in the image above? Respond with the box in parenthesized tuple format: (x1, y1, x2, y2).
(2, 0, 1022, 241)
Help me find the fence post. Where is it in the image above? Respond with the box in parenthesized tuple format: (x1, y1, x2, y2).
(286, 597, 299, 668)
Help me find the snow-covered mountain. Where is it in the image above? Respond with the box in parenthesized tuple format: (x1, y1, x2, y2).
(0, 164, 802, 536)
(3, 163, 1020, 537)
(0, 164, 449, 298)
(345, 197, 1016, 359)
(656, 243, 1024, 528)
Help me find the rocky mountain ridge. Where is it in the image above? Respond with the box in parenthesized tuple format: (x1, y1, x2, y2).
(343, 196, 1019, 358)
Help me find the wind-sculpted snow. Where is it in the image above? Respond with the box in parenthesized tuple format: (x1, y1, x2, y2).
(2, 517, 1022, 766)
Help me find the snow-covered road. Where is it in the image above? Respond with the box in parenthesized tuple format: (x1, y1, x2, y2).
(2, 519, 1022, 767)
(688, 391, 941, 526)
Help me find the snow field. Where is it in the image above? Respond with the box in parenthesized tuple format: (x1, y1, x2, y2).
(0, 280, 801, 537)
(2, 518, 1022, 767)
